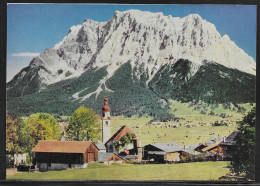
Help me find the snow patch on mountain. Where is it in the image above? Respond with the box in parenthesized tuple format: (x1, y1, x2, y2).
(8, 9, 256, 96)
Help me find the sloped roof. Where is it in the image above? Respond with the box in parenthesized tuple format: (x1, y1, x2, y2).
(221, 131, 240, 146)
(96, 140, 106, 150)
(201, 140, 223, 152)
(148, 143, 183, 153)
(184, 144, 200, 150)
(148, 151, 166, 155)
(32, 141, 92, 153)
(123, 155, 139, 160)
(98, 152, 125, 162)
(105, 125, 136, 144)
(206, 136, 224, 146)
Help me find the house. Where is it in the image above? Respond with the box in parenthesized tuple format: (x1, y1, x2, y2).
(143, 143, 183, 162)
(6, 153, 27, 168)
(221, 131, 240, 159)
(201, 139, 224, 160)
(32, 141, 99, 171)
(143, 143, 203, 163)
(201, 139, 223, 154)
(194, 143, 207, 152)
(98, 152, 125, 164)
(105, 125, 141, 154)
(14, 153, 26, 166)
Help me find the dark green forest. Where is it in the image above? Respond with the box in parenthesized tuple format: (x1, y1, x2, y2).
(7, 59, 255, 118)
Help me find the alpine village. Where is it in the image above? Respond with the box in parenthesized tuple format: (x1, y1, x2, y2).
(6, 95, 255, 181)
(6, 9, 256, 181)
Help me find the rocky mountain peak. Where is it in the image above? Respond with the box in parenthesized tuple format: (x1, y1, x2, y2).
(8, 10, 256, 92)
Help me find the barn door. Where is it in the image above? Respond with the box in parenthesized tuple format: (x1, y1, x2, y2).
(87, 152, 95, 162)
(39, 163, 48, 172)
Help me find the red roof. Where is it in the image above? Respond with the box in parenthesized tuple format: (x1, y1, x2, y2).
(105, 125, 136, 144)
(102, 104, 110, 112)
(32, 141, 92, 153)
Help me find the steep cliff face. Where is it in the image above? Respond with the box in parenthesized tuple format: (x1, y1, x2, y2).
(7, 10, 256, 116)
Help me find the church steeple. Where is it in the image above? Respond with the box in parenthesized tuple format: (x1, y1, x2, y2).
(102, 96, 111, 143)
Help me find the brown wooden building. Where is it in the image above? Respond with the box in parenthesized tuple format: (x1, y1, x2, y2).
(32, 141, 99, 171)
(105, 125, 141, 154)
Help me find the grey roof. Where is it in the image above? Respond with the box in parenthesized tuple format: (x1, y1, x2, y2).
(98, 152, 113, 162)
(148, 151, 166, 155)
(96, 140, 106, 150)
(206, 136, 224, 146)
(184, 144, 199, 150)
(98, 152, 125, 162)
(123, 155, 139, 160)
(149, 143, 183, 153)
(221, 131, 240, 146)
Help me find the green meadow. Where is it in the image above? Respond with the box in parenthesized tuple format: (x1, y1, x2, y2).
(7, 161, 229, 180)
(109, 100, 253, 146)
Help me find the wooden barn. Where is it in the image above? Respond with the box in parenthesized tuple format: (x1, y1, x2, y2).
(32, 141, 99, 171)
(143, 143, 201, 163)
(143, 143, 183, 162)
(201, 140, 223, 154)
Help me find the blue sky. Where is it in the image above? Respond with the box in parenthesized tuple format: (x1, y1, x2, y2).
(7, 4, 256, 81)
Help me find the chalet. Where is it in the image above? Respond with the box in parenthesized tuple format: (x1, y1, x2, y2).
(98, 152, 125, 164)
(194, 143, 207, 152)
(201, 139, 223, 154)
(105, 125, 141, 155)
(32, 141, 99, 171)
(143, 143, 204, 163)
(144, 143, 182, 162)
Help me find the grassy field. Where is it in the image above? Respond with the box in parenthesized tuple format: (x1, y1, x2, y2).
(7, 161, 230, 181)
(55, 100, 252, 146)
(108, 100, 254, 146)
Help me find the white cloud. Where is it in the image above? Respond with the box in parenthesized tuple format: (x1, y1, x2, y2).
(11, 52, 40, 57)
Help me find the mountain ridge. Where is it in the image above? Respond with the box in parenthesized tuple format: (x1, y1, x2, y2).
(7, 10, 256, 117)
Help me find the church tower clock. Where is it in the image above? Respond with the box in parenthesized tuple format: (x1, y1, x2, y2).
(101, 96, 111, 143)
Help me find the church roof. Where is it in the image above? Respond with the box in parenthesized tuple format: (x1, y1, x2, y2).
(105, 125, 136, 144)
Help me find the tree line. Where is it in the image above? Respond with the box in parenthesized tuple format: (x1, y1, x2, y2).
(6, 106, 101, 165)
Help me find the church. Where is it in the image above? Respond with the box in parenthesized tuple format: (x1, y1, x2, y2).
(98, 96, 142, 163)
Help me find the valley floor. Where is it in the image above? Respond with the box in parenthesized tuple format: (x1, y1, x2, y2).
(7, 161, 229, 181)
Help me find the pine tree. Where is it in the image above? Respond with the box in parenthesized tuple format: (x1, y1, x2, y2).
(230, 106, 255, 180)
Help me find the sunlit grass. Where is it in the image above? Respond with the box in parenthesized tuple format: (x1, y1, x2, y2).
(7, 161, 230, 181)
